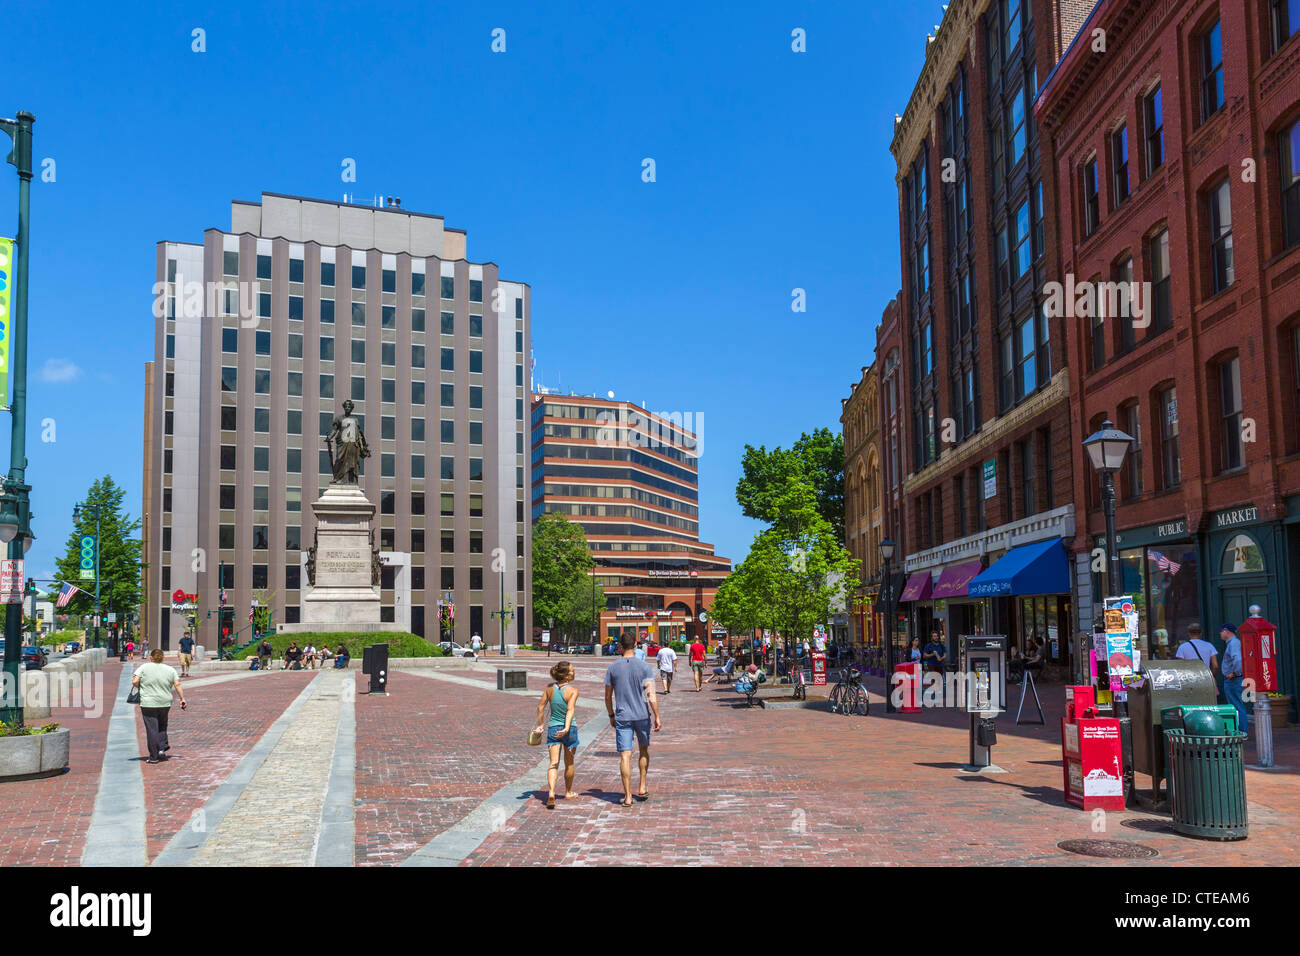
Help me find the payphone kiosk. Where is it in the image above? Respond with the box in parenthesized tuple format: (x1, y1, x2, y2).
(959, 635, 1007, 773)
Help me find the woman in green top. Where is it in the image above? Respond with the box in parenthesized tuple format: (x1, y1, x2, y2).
(533, 661, 579, 809)
(131, 649, 188, 764)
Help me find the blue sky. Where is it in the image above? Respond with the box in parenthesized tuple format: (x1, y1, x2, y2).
(1, 0, 940, 581)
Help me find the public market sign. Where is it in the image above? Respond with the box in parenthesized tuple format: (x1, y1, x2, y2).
(0, 238, 12, 409)
(1212, 505, 1258, 530)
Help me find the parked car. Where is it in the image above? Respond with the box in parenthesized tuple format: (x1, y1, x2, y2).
(437, 641, 476, 659)
(21, 645, 44, 671)
(65, 641, 81, 654)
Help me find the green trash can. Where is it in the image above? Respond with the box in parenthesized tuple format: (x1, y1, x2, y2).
(1165, 729, 1248, 840)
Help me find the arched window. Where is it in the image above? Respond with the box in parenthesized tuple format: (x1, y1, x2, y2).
(1220, 533, 1265, 574)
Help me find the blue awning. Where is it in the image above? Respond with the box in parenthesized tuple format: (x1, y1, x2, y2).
(967, 537, 1070, 598)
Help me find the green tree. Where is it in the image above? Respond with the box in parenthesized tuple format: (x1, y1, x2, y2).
(54, 476, 142, 622)
(736, 427, 845, 540)
(531, 513, 593, 630)
(559, 574, 605, 642)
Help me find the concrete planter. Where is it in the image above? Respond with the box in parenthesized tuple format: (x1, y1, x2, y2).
(0, 727, 70, 780)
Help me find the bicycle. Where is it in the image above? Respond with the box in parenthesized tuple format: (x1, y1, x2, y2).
(828, 664, 869, 716)
(792, 666, 808, 701)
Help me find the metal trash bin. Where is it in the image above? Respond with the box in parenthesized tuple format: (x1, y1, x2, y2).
(1165, 728, 1248, 841)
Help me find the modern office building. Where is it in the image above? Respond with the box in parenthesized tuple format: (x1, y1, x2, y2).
(530, 394, 730, 645)
(1037, 0, 1300, 703)
(888, 0, 1091, 670)
(142, 193, 531, 650)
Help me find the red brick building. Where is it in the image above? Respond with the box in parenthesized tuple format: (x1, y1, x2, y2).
(1037, 0, 1300, 702)
(888, 0, 1092, 668)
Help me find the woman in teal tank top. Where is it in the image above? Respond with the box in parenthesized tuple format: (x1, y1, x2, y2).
(534, 660, 579, 808)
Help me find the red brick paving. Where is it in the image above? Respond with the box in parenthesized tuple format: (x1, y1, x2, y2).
(461, 671, 1300, 866)
(0, 661, 123, 866)
(138, 671, 316, 860)
(352, 669, 573, 865)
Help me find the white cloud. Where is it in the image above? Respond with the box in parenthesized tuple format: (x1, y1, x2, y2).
(37, 358, 81, 383)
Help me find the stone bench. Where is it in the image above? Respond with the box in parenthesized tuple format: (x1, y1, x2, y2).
(497, 669, 528, 690)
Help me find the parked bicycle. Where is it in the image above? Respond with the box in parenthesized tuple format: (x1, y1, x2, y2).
(829, 664, 868, 716)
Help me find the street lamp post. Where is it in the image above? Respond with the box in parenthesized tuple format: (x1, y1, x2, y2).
(1082, 419, 1134, 607)
(880, 537, 896, 714)
(0, 111, 34, 725)
(491, 568, 513, 656)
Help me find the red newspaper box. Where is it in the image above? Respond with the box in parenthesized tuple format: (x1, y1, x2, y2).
(894, 662, 922, 713)
(1062, 716, 1125, 811)
(1066, 685, 1096, 721)
(811, 651, 827, 685)
(1238, 616, 1279, 694)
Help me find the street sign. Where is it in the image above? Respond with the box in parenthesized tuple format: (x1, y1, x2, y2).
(79, 534, 96, 581)
(0, 559, 23, 603)
(107, 612, 117, 623)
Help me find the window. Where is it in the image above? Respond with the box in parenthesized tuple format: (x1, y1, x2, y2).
(411, 418, 425, 442)
(470, 386, 483, 409)
(352, 264, 366, 289)
(219, 485, 235, 509)
(440, 419, 454, 443)
(470, 458, 484, 481)
(221, 328, 238, 352)
(470, 421, 483, 445)
(1218, 357, 1244, 471)
(253, 526, 269, 550)
(321, 261, 335, 286)
(381, 415, 395, 440)
(254, 330, 271, 356)
(1122, 401, 1143, 500)
(289, 295, 303, 321)
(254, 407, 270, 433)
(320, 299, 335, 324)
(256, 254, 271, 280)
(254, 370, 270, 394)
(440, 275, 455, 299)
(920, 322, 933, 376)
(286, 565, 300, 590)
(320, 337, 335, 361)
(288, 409, 302, 435)
(441, 348, 454, 371)
(1115, 257, 1136, 353)
(441, 531, 455, 554)
(999, 332, 1014, 411)
(412, 492, 425, 515)
(382, 342, 395, 366)
(254, 446, 269, 471)
(470, 568, 483, 591)
(470, 494, 483, 517)
(219, 525, 235, 549)
(412, 345, 425, 369)
(288, 332, 303, 359)
(382, 453, 395, 478)
(352, 302, 366, 326)
(289, 257, 304, 283)
(1004, 0, 1021, 51)
(412, 381, 425, 405)
(1111, 125, 1130, 205)
(918, 240, 930, 296)
(441, 493, 455, 516)
(382, 379, 395, 403)
(1032, 180, 1044, 260)
(351, 376, 365, 401)
(288, 371, 302, 396)
(1158, 386, 1181, 489)
(441, 456, 454, 480)
(441, 384, 454, 407)
(1013, 200, 1031, 279)
(996, 224, 1010, 291)
(253, 485, 270, 510)
(1149, 229, 1172, 333)
(351, 339, 365, 363)
(1281, 119, 1300, 250)
(223, 250, 238, 276)
(1007, 85, 1026, 166)
(320, 374, 333, 398)
(470, 279, 483, 302)
(1274, 0, 1300, 51)
(287, 487, 301, 512)
(469, 315, 483, 337)
(258, 293, 270, 319)
(1201, 21, 1224, 121)
(412, 271, 426, 296)
(1016, 314, 1036, 398)
(1144, 86, 1164, 175)
(381, 268, 395, 293)
(382, 306, 395, 329)
(1083, 157, 1100, 236)
(991, 121, 1004, 193)
(1019, 438, 1036, 517)
(287, 449, 301, 473)
(412, 308, 425, 332)
(411, 454, 425, 479)
(1207, 179, 1234, 293)
(441, 311, 454, 335)
(470, 531, 483, 554)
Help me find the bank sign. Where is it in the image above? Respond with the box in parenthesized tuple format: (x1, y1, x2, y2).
(0, 238, 13, 409)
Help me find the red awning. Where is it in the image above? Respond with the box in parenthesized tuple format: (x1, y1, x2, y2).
(931, 559, 985, 599)
(899, 571, 934, 602)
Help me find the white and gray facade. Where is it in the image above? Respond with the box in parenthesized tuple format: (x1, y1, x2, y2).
(143, 193, 530, 649)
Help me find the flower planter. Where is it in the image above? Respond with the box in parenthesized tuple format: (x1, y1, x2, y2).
(1263, 696, 1292, 726)
(0, 728, 70, 780)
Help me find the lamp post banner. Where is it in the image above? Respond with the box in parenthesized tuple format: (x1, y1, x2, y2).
(0, 237, 12, 410)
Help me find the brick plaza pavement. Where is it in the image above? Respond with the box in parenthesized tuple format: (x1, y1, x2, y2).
(0, 654, 1295, 866)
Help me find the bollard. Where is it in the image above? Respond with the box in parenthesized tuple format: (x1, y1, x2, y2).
(1255, 697, 1274, 768)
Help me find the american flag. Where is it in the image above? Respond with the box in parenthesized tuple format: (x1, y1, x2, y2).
(55, 582, 81, 608)
(1148, 551, 1182, 575)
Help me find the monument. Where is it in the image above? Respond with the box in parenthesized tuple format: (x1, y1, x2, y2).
(279, 400, 404, 634)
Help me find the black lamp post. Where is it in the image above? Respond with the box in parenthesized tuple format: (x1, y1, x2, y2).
(880, 537, 896, 714)
(1082, 419, 1134, 605)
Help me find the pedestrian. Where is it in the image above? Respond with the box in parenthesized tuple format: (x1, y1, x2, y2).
(177, 631, 195, 677)
(534, 660, 579, 809)
(303, 642, 317, 670)
(688, 633, 707, 692)
(131, 649, 188, 764)
(126, 638, 135, 660)
(334, 643, 350, 668)
(471, 633, 482, 655)
(257, 638, 273, 671)
(908, 637, 922, 663)
(633, 641, 648, 662)
(1174, 623, 1219, 677)
(922, 630, 946, 674)
(657, 642, 678, 693)
(604, 633, 661, 807)
(284, 641, 304, 670)
(1219, 623, 1246, 731)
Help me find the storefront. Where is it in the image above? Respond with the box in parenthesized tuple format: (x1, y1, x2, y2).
(1092, 518, 1200, 664)
(899, 570, 935, 650)
(931, 559, 986, 643)
(968, 537, 1073, 669)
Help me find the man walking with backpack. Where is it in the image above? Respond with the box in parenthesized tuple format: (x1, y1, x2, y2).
(1175, 623, 1219, 677)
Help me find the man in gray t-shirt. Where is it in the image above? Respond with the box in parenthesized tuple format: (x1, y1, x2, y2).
(605, 634, 662, 806)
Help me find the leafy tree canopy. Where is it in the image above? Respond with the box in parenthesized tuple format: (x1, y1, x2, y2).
(531, 513, 593, 630)
(53, 476, 142, 618)
(736, 427, 844, 541)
